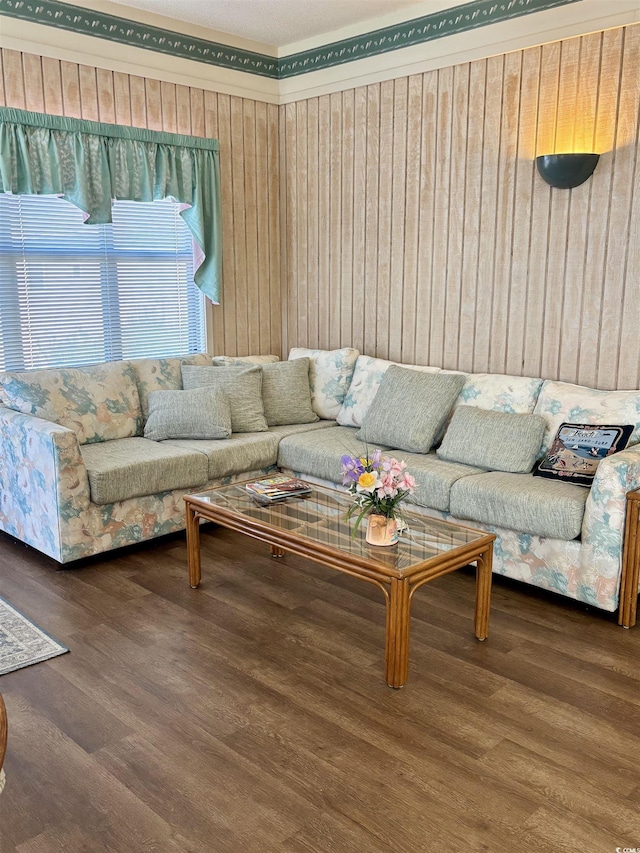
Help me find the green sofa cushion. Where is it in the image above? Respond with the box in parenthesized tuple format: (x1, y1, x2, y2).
(81, 437, 208, 505)
(437, 406, 546, 473)
(144, 387, 232, 441)
(166, 432, 280, 480)
(449, 471, 589, 540)
(261, 359, 318, 426)
(359, 366, 465, 454)
(181, 365, 268, 433)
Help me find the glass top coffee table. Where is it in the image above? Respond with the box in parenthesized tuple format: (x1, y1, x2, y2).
(184, 480, 495, 688)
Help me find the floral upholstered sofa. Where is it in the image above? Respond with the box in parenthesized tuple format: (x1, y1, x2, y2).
(0, 347, 639, 628)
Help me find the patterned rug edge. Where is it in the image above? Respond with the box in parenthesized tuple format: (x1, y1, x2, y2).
(0, 595, 68, 677)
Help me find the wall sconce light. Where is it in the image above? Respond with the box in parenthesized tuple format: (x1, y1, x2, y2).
(536, 153, 600, 189)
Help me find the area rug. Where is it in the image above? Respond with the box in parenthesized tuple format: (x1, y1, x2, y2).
(0, 595, 68, 676)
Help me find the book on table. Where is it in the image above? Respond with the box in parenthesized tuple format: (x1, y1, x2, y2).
(245, 475, 312, 501)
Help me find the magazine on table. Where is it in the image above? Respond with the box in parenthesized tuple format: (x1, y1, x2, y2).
(245, 475, 312, 501)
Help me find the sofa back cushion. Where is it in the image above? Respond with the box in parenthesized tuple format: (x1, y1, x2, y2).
(359, 366, 465, 454)
(437, 406, 547, 473)
(261, 359, 318, 426)
(130, 354, 212, 420)
(211, 354, 280, 365)
(288, 347, 359, 420)
(455, 373, 544, 414)
(181, 365, 268, 432)
(533, 380, 640, 455)
(336, 355, 440, 428)
(0, 361, 142, 444)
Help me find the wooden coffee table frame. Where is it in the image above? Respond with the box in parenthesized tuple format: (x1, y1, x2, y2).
(184, 487, 495, 688)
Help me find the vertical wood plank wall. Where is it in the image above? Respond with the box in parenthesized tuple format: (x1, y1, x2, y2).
(280, 24, 640, 390)
(0, 49, 281, 358)
(1, 24, 639, 389)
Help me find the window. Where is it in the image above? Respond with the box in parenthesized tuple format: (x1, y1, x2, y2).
(0, 194, 206, 372)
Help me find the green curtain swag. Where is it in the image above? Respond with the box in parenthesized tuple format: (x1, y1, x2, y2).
(0, 107, 222, 303)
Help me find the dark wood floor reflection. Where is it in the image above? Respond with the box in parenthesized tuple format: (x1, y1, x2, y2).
(0, 526, 639, 852)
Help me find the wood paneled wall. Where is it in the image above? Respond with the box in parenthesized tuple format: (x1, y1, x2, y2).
(1, 26, 639, 387)
(0, 49, 281, 358)
(280, 25, 640, 390)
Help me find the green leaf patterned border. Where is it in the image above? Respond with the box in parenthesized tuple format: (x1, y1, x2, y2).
(0, 0, 582, 80)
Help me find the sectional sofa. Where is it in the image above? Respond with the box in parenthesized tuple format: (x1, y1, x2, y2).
(1, 347, 639, 628)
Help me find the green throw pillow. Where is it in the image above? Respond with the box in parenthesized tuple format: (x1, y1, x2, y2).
(437, 406, 547, 473)
(144, 387, 232, 441)
(261, 359, 318, 426)
(181, 365, 268, 433)
(359, 366, 465, 453)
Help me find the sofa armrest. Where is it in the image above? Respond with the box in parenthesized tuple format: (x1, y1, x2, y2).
(0, 405, 90, 562)
(582, 444, 640, 625)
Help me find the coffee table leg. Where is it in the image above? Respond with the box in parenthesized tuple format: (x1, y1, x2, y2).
(385, 578, 411, 688)
(474, 546, 493, 640)
(186, 503, 201, 589)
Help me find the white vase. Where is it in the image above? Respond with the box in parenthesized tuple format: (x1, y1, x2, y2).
(365, 513, 398, 546)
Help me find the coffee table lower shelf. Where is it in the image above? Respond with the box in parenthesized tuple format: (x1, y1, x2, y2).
(184, 489, 495, 689)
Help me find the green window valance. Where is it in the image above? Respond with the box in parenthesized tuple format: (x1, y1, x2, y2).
(0, 107, 222, 303)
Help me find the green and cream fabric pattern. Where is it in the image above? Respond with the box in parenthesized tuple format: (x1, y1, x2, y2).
(288, 347, 359, 420)
(0, 361, 142, 444)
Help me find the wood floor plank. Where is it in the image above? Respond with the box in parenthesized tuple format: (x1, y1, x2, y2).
(0, 526, 638, 852)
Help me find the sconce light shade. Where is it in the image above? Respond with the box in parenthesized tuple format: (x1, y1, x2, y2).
(536, 153, 600, 189)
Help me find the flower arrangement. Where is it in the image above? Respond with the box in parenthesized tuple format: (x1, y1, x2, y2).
(341, 449, 416, 537)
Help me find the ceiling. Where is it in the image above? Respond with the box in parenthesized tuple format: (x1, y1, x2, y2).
(107, 0, 431, 49)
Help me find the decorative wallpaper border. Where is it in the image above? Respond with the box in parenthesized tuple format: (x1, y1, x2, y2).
(0, 0, 280, 77)
(0, 0, 582, 80)
(280, 0, 582, 78)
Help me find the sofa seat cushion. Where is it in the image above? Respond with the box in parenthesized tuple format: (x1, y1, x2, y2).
(166, 432, 280, 480)
(267, 420, 339, 438)
(277, 426, 393, 483)
(396, 451, 486, 512)
(1, 361, 142, 444)
(449, 471, 589, 540)
(81, 437, 209, 505)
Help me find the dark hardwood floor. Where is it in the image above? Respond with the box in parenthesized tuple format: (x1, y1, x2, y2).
(0, 525, 639, 852)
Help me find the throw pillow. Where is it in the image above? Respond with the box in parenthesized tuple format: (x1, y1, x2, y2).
(533, 423, 633, 486)
(335, 355, 440, 427)
(533, 380, 640, 455)
(359, 366, 465, 454)
(181, 365, 268, 433)
(144, 387, 232, 441)
(437, 406, 547, 473)
(261, 359, 318, 426)
(288, 347, 359, 419)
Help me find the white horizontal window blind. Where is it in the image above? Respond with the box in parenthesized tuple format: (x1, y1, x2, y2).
(0, 194, 206, 372)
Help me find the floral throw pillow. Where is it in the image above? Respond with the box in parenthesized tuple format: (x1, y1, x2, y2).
(533, 422, 633, 486)
(288, 347, 359, 420)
